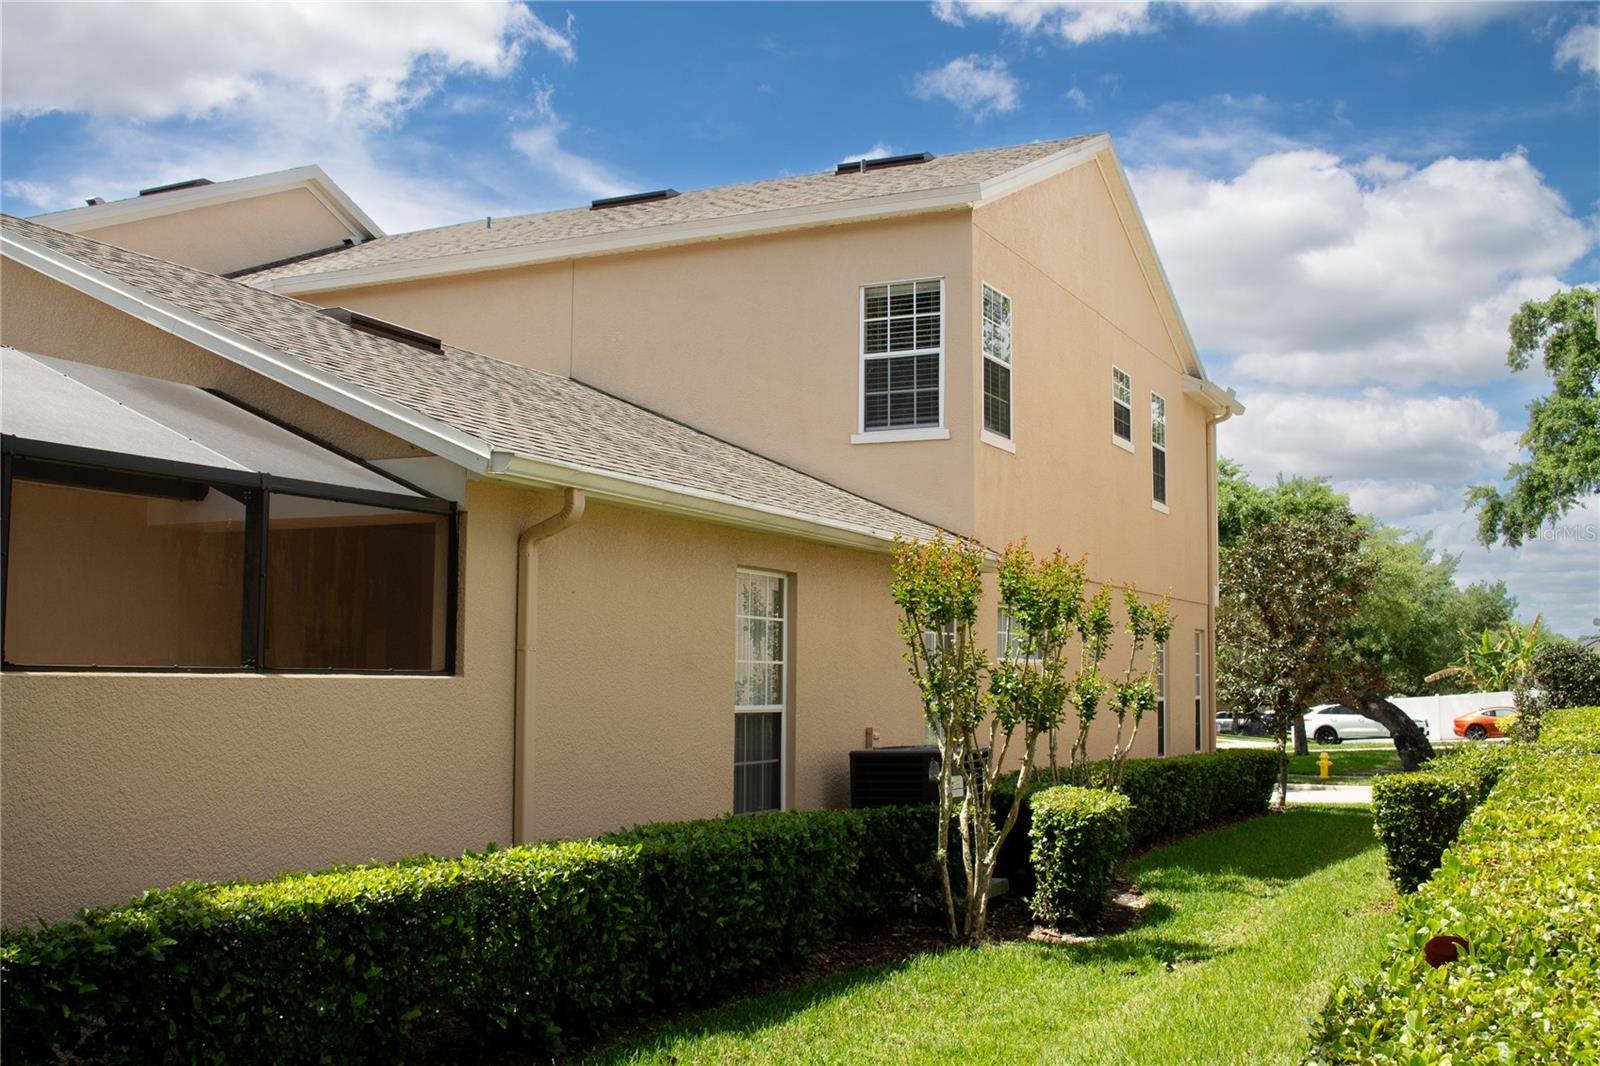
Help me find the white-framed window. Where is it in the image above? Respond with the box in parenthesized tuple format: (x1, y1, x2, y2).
(1156, 642, 1168, 756)
(859, 278, 943, 434)
(735, 569, 787, 813)
(1112, 366, 1133, 447)
(1193, 629, 1205, 751)
(1151, 392, 1168, 508)
(997, 606, 1042, 661)
(981, 283, 1012, 440)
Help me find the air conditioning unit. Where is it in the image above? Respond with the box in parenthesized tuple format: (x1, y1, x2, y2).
(848, 745, 990, 808)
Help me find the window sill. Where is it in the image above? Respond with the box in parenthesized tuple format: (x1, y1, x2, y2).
(980, 429, 1015, 454)
(850, 427, 950, 445)
(1111, 435, 1135, 453)
(1152, 499, 1169, 514)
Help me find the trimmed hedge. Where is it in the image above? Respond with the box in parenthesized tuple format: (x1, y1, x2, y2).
(994, 748, 1278, 891)
(1370, 742, 1511, 892)
(0, 805, 932, 1062)
(1307, 708, 1600, 1064)
(1028, 786, 1132, 928)
(1534, 702, 1600, 754)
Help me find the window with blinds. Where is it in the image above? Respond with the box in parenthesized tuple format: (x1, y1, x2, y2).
(981, 283, 1012, 438)
(734, 569, 786, 813)
(861, 279, 942, 431)
(1113, 367, 1133, 443)
(1151, 392, 1168, 506)
(1194, 629, 1205, 750)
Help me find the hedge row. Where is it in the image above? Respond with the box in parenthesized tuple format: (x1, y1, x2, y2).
(0, 805, 931, 1063)
(994, 748, 1279, 891)
(1028, 786, 1132, 928)
(1370, 742, 1511, 892)
(1307, 707, 1600, 1064)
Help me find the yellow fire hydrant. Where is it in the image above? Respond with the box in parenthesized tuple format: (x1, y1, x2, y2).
(1318, 752, 1333, 780)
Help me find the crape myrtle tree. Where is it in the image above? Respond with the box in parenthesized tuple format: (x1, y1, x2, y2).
(1105, 588, 1173, 792)
(891, 537, 1085, 944)
(1216, 508, 1374, 807)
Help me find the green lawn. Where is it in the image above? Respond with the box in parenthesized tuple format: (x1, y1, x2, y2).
(586, 807, 1393, 1065)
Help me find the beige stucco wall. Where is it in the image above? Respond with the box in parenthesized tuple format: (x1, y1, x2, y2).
(71, 187, 357, 277)
(295, 213, 979, 533)
(969, 150, 1218, 756)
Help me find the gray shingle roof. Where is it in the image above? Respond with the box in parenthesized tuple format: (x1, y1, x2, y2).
(242, 136, 1099, 284)
(2, 213, 945, 543)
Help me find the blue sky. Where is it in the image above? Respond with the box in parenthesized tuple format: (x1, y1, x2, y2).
(2, 1, 1597, 636)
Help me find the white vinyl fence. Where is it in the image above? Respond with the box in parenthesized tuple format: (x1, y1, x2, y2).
(1386, 691, 1516, 742)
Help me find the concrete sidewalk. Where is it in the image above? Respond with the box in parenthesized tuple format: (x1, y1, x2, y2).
(1283, 782, 1373, 805)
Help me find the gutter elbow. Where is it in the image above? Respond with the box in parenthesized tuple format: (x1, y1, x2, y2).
(520, 487, 586, 549)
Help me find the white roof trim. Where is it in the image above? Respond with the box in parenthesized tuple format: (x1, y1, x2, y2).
(251, 136, 1114, 297)
(1, 228, 486, 469)
(1182, 375, 1245, 417)
(29, 165, 383, 243)
(492, 455, 914, 553)
(3, 227, 924, 552)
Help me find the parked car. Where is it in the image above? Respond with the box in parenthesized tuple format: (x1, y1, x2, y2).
(1304, 703, 1428, 745)
(1217, 710, 1271, 737)
(1454, 706, 1516, 740)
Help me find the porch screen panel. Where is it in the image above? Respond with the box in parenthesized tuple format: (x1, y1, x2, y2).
(264, 494, 448, 671)
(3, 476, 246, 667)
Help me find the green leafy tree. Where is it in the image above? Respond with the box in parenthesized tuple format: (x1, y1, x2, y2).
(1425, 617, 1543, 692)
(891, 537, 1084, 944)
(1105, 587, 1172, 792)
(1469, 287, 1600, 547)
(1064, 586, 1114, 785)
(1216, 508, 1373, 806)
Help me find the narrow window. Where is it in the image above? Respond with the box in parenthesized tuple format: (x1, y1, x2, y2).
(981, 283, 1012, 438)
(1151, 393, 1168, 506)
(861, 279, 942, 432)
(1156, 642, 1168, 756)
(735, 569, 786, 813)
(1112, 367, 1133, 444)
(1193, 629, 1205, 751)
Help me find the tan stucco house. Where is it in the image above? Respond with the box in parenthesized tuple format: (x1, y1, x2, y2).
(0, 135, 1241, 923)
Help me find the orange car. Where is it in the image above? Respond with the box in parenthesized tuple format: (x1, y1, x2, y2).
(1453, 706, 1516, 740)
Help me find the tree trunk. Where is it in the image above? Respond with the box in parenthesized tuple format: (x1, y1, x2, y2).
(1347, 690, 1436, 771)
(1274, 729, 1289, 808)
(1292, 715, 1309, 757)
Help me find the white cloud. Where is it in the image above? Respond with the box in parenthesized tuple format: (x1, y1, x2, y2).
(1131, 149, 1593, 386)
(1065, 87, 1091, 110)
(930, 0, 1521, 44)
(0, 2, 609, 233)
(840, 143, 900, 164)
(1220, 388, 1520, 486)
(913, 55, 1020, 119)
(0, 2, 570, 121)
(1555, 20, 1600, 81)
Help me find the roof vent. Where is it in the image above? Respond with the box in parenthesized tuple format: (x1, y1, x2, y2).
(84, 196, 107, 207)
(836, 152, 934, 176)
(590, 188, 679, 210)
(138, 178, 215, 197)
(318, 306, 443, 352)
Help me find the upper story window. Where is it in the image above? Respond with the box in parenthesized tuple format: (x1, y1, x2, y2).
(861, 279, 942, 433)
(1112, 367, 1133, 446)
(1151, 392, 1168, 508)
(981, 284, 1012, 440)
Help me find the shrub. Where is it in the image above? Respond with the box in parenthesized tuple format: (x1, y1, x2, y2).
(1028, 786, 1131, 928)
(1370, 742, 1511, 892)
(1307, 730, 1600, 1063)
(994, 748, 1278, 890)
(1512, 640, 1600, 739)
(1533, 703, 1600, 754)
(0, 806, 933, 1062)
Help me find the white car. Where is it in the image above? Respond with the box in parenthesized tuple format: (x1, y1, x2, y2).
(1304, 703, 1427, 744)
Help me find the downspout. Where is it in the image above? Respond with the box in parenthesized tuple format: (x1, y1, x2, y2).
(513, 487, 586, 844)
(1204, 406, 1236, 753)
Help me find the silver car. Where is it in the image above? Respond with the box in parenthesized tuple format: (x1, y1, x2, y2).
(1305, 703, 1427, 744)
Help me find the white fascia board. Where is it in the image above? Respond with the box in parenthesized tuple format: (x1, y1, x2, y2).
(493, 454, 922, 553)
(970, 134, 1111, 206)
(1182, 375, 1245, 417)
(30, 165, 383, 242)
(255, 183, 984, 295)
(1, 230, 489, 470)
